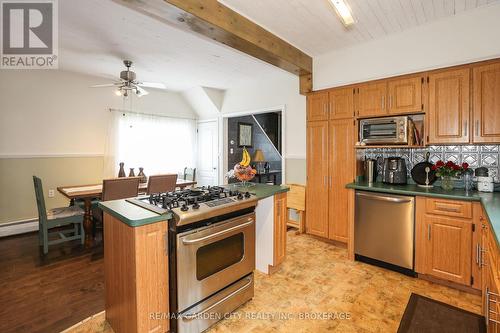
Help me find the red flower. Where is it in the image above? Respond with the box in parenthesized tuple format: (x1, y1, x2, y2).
(446, 161, 455, 168)
(462, 162, 469, 170)
(431, 165, 437, 170)
(436, 160, 445, 167)
(453, 165, 460, 171)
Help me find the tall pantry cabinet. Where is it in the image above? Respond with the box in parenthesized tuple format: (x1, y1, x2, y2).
(306, 88, 356, 243)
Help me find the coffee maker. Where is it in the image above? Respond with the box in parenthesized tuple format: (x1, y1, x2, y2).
(382, 157, 407, 184)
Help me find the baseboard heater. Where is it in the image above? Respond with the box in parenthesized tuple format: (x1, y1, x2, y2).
(0, 219, 38, 238)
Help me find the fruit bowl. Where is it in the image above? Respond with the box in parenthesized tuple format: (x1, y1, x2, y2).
(228, 147, 257, 187)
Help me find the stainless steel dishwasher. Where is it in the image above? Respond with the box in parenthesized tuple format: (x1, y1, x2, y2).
(355, 191, 415, 275)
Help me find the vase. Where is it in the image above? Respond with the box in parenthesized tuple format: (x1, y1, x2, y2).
(129, 168, 135, 177)
(440, 176, 454, 191)
(118, 162, 126, 177)
(138, 167, 147, 183)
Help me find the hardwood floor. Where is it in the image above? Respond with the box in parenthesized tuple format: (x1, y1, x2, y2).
(0, 230, 104, 333)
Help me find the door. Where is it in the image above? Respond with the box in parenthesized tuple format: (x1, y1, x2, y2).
(273, 192, 287, 266)
(307, 92, 329, 121)
(306, 121, 329, 238)
(197, 121, 218, 186)
(357, 82, 387, 118)
(473, 62, 500, 143)
(387, 76, 424, 115)
(424, 214, 472, 285)
(427, 68, 470, 144)
(329, 88, 354, 120)
(328, 119, 354, 243)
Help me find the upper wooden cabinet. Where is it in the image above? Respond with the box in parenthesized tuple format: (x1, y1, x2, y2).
(473, 62, 500, 143)
(427, 68, 470, 144)
(306, 121, 329, 238)
(329, 88, 354, 120)
(357, 82, 387, 118)
(387, 76, 424, 115)
(307, 92, 329, 121)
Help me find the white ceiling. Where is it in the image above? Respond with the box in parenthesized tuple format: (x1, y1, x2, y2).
(59, 0, 281, 91)
(220, 0, 500, 56)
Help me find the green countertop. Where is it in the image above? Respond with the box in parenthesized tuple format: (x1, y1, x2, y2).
(99, 199, 172, 227)
(346, 181, 500, 246)
(99, 184, 289, 227)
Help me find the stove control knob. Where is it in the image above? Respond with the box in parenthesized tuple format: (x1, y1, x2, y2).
(237, 193, 244, 200)
(181, 204, 189, 212)
(244, 191, 251, 198)
(192, 202, 200, 209)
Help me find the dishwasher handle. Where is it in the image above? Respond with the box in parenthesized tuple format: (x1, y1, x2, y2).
(356, 191, 413, 203)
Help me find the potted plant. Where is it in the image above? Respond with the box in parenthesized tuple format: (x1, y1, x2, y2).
(432, 160, 469, 191)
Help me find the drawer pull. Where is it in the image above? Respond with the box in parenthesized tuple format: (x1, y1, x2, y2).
(435, 205, 461, 213)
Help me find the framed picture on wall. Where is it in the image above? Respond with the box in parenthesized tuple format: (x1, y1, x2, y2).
(237, 122, 253, 147)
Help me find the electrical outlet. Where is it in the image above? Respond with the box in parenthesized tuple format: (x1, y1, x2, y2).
(48, 189, 55, 198)
(230, 148, 234, 154)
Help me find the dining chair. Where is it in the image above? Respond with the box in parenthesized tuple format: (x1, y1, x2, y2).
(33, 176, 85, 254)
(286, 183, 306, 234)
(183, 167, 196, 181)
(147, 174, 178, 194)
(93, 177, 141, 237)
(102, 177, 141, 201)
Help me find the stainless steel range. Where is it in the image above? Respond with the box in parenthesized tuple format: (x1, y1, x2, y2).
(127, 186, 257, 333)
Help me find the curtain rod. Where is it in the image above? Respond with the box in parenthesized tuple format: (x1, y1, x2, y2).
(108, 108, 198, 121)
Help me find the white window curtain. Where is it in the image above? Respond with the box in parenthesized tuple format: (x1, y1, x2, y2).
(103, 110, 197, 178)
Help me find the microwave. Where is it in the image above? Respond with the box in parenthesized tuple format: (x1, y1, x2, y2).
(359, 116, 408, 145)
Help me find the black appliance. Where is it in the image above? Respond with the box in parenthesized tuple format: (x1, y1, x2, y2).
(382, 157, 408, 184)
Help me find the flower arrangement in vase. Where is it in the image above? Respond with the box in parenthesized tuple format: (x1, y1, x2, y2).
(432, 160, 469, 191)
(227, 147, 257, 187)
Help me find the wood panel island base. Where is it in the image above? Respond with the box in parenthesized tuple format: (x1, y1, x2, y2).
(99, 184, 288, 333)
(346, 182, 500, 331)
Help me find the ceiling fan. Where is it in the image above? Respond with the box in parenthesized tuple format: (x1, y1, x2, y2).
(91, 60, 165, 97)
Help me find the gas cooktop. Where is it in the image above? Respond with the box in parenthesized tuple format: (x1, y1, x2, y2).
(126, 186, 258, 226)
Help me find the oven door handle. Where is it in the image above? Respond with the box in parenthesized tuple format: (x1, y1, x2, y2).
(181, 219, 254, 245)
(181, 277, 253, 320)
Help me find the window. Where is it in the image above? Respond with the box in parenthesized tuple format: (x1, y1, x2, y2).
(105, 111, 196, 177)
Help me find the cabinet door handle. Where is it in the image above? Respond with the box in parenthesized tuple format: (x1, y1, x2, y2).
(389, 95, 393, 109)
(329, 176, 332, 188)
(476, 120, 479, 136)
(381, 96, 385, 110)
(427, 224, 431, 240)
(323, 103, 328, 115)
(464, 122, 468, 137)
(476, 244, 480, 265)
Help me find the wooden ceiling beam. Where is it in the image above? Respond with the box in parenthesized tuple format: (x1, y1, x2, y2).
(115, 0, 312, 94)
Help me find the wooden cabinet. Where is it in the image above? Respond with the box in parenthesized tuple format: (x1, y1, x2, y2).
(415, 197, 482, 288)
(473, 62, 500, 143)
(481, 211, 500, 332)
(105, 214, 169, 333)
(427, 68, 470, 144)
(273, 192, 287, 267)
(328, 119, 355, 242)
(306, 120, 329, 238)
(307, 91, 329, 121)
(329, 88, 354, 120)
(357, 82, 387, 118)
(387, 76, 424, 115)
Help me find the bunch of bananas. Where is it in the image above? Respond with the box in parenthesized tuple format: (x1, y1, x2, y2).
(239, 147, 251, 167)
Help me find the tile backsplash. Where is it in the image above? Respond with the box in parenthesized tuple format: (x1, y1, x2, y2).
(362, 145, 500, 182)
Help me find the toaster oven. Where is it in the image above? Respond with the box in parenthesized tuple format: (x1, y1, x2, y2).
(359, 116, 408, 145)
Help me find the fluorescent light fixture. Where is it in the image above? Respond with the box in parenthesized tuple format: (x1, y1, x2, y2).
(329, 0, 355, 27)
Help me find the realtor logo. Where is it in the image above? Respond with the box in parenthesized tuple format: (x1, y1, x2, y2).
(1, 0, 58, 69)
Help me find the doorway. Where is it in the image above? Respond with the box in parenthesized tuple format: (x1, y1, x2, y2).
(196, 120, 219, 186)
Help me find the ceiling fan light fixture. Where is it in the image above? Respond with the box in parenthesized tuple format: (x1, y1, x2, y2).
(329, 0, 355, 27)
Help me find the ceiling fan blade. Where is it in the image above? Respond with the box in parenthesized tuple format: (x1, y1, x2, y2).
(138, 81, 166, 89)
(136, 86, 149, 97)
(90, 83, 121, 88)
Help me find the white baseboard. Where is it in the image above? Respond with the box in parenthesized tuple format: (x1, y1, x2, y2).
(0, 219, 39, 237)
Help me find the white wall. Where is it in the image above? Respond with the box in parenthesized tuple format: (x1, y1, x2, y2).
(314, 3, 500, 90)
(0, 70, 196, 156)
(221, 69, 306, 184)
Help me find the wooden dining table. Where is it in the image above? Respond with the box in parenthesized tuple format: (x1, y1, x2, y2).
(57, 178, 196, 247)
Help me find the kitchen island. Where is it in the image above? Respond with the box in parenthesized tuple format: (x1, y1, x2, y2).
(98, 184, 288, 333)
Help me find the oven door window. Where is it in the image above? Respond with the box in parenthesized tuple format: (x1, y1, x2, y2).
(196, 233, 244, 280)
(362, 122, 397, 139)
